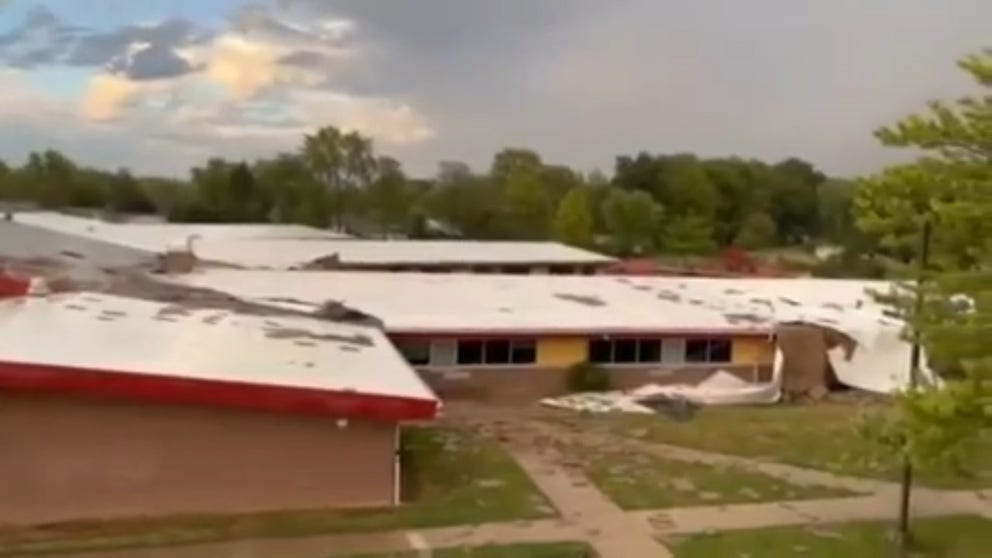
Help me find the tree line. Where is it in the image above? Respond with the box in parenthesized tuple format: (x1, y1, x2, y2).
(0, 126, 861, 259)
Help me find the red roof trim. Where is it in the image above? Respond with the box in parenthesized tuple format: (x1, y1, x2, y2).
(0, 360, 438, 422)
(0, 273, 30, 297)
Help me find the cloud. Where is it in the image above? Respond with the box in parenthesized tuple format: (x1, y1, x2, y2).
(64, 2, 431, 151)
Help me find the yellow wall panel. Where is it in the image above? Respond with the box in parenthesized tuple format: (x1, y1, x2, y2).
(536, 337, 587, 367)
(732, 336, 775, 365)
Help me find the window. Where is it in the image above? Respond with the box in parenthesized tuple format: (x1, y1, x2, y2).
(589, 339, 612, 364)
(614, 339, 638, 363)
(456, 339, 537, 366)
(397, 340, 431, 366)
(685, 338, 732, 363)
(457, 340, 484, 365)
(484, 340, 511, 364)
(638, 339, 661, 362)
(510, 340, 537, 364)
(586, 338, 666, 364)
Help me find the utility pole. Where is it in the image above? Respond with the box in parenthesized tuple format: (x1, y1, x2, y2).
(896, 218, 932, 550)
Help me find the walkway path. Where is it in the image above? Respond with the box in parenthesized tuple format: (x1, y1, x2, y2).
(70, 404, 991, 558)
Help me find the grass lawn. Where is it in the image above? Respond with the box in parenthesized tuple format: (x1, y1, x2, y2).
(669, 515, 992, 557)
(545, 403, 992, 489)
(342, 541, 594, 557)
(0, 427, 554, 557)
(570, 443, 854, 510)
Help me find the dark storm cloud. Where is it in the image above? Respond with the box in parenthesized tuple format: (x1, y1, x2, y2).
(0, 7, 208, 80)
(104, 43, 202, 80)
(0, 5, 78, 65)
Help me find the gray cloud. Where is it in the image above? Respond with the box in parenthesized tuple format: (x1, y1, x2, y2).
(0, 8, 208, 80)
(3, 0, 991, 180)
(104, 43, 201, 80)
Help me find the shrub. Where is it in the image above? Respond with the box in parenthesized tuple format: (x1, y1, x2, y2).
(565, 362, 610, 393)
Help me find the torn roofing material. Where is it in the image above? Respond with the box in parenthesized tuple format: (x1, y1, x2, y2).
(167, 271, 771, 336)
(164, 271, 936, 394)
(0, 292, 438, 421)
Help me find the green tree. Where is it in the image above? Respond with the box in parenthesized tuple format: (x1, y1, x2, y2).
(661, 213, 717, 256)
(364, 156, 411, 237)
(302, 127, 376, 231)
(105, 168, 155, 214)
(424, 163, 502, 238)
(854, 49, 991, 545)
(770, 157, 826, 243)
(601, 189, 663, 255)
(552, 186, 595, 248)
(734, 211, 777, 249)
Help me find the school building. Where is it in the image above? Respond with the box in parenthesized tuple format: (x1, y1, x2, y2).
(0, 282, 438, 525)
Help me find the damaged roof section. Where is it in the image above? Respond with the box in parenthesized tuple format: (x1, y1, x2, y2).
(0, 291, 437, 421)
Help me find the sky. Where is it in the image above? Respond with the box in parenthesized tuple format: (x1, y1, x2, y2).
(0, 0, 989, 178)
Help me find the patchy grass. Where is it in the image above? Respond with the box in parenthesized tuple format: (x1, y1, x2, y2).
(669, 515, 992, 557)
(571, 443, 854, 510)
(545, 403, 992, 489)
(342, 541, 595, 557)
(0, 427, 554, 557)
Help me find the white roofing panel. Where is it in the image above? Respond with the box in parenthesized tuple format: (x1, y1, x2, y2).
(170, 272, 839, 334)
(11, 212, 350, 253)
(0, 292, 435, 402)
(188, 238, 615, 269)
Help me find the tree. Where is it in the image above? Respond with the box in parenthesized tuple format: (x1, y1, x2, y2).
(302, 127, 376, 231)
(601, 189, 663, 255)
(734, 211, 777, 249)
(661, 213, 717, 256)
(854, 49, 992, 547)
(364, 156, 411, 237)
(105, 168, 155, 214)
(552, 186, 595, 248)
(771, 157, 826, 243)
(424, 165, 502, 238)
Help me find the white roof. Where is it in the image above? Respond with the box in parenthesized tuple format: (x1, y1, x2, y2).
(185, 238, 614, 269)
(11, 212, 350, 253)
(167, 271, 901, 335)
(0, 291, 435, 402)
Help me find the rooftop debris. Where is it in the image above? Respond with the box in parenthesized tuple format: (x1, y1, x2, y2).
(553, 293, 607, 307)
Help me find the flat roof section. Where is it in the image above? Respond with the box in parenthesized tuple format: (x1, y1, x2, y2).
(168, 272, 898, 337)
(0, 291, 438, 421)
(10, 212, 351, 253)
(186, 238, 615, 269)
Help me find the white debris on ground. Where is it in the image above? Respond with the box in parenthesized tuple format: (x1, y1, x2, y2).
(542, 350, 786, 413)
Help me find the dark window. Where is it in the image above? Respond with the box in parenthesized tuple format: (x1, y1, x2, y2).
(638, 339, 661, 363)
(397, 340, 431, 366)
(709, 339, 732, 363)
(685, 338, 733, 363)
(484, 339, 511, 364)
(614, 339, 638, 363)
(685, 339, 711, 363)
(588, 339, 612, 363)
(456, 340, 484, 365)
(510, 340, 537, 364)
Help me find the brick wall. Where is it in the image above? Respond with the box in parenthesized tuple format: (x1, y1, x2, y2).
(0, 392, 397, 525)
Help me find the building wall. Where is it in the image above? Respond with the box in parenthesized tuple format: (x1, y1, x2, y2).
(0, 392, 397, 526)
(394, 333, 775, 401)
(420, 363, 773, 401)
(535, 337, 587, 367)
(731, 335, 776, 365)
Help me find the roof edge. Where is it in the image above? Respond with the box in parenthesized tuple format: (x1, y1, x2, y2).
(0, 360, 438, 422)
